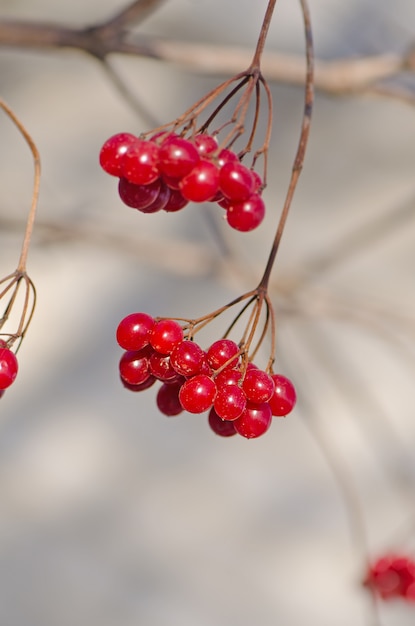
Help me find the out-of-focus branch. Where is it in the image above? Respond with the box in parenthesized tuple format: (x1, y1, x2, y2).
(0, 1, 413, 102)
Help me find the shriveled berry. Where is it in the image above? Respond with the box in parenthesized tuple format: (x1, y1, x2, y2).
(99, 132, 136, 176)
(122, 139, 160, 185)
(157, 382, 184, 416)
(226, 194, 265, 232)
(208, 408, 237, 437)
(234, 402, 272, 439)
(179, 374, 217, 414)
(269, 374, 297, 416)
(180, 159, 220, 202)
(150, 319, 184, 354)
(116, 312, 155, 351)
(242, 368, 275, 404)
(118, 177, 161, 210)
(214, 384, 246, 421)
(0, 347, 18, 390)
(158, 136, 200, 179)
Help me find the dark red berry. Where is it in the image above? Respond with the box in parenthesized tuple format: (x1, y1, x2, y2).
(99, 132, 136, 176)
(208, 408, 237, 437)
(122, 139, 160, 185)
(226, 194, 265, 232)
(180, 159, 220, 202)
(150, 319, 184, 355)
(158, 136, 200, 179)
(233, 402, 272, 439)
(157, 382, 184, 416)
(219, 161, 255, 201)
(179, 374, 217, 413)
(0, 347, 18, 390)
(118, 177, 161, 210)
(119, 347, 152, 386)
(163, 188, 189, 212)
(121, 375, 157, 392)
(269, 374, 297, 416)
(116, 312, 155, 351)
(139, 182, 171, 213)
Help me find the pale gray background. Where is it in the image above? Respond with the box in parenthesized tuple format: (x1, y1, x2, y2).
(0, 1, 415, 625)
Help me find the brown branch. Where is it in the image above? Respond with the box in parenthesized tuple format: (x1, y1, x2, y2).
(0, 9, 412, 100)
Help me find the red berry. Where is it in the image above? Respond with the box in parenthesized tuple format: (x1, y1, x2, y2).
(170, 340, 205, 377)
(121, 374, 157, 392)
(269, 374, 297, 416)
(208, 408, 237, 437)
(219, 161, 255, 201)
(158, 136, 200, 179)
(214, 384, 246, 421)
(251, 170, 264, 193)
(150, 319, 184, 354)
(215, 368, 241, 387)
(226, 194, 265, 232)
(99, 132, 136, 176)
(118, 177, 161, 210)
(149, 352, 182, 383)
(216, 148, 238, 168)
(139, 182, 171, 213)
(119, 347, 152, 386)
(179, 159, 220, 202)
(161, 173, 182, 190)
(179, 374, 217, 413)
(207, 339, 239, 370)
(233, 402, 272, 439)
(157, 382, 184, 416)
(163, 188, 189, 212)
(122, 139, 160, 185)
(242, 368, 275, 404)
(194, 133, 218, 156)
(116, 312, 155, 350)
(0, 347, 18, 390)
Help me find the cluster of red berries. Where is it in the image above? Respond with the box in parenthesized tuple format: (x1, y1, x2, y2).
(364, 555, 415, 601)
(116, 312, 296, 439)
(99, 132, 265, 232)
(0, 340, 18, 397)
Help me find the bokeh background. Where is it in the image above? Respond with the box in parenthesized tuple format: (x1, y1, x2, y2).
(0, 0, 415, 624)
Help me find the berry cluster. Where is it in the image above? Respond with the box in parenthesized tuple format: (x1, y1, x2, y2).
(364, 555, 415, 601)
(100, 132, 265, 232)
(0, 340, 18, 396)
(116, 312, 296, 439)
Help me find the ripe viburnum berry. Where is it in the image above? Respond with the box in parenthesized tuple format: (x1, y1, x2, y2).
(219, 161, 255, 202)
(207, 339, 239, 370)
(122, 139, 160, 185)
(116, 312, 155, 351)
(213, 383, 246, 421)
(242, 368, 275, 403)
(119, 347, 152, 386)
(99, 132, 136, 176)
(364, 555, 415, 601)
(0, 347, 18, 390)
(158, 136, 200, 179)
(118, 178, 162, 210)
(233, 401, 272, 439)
(170, 340, 205, 377)
(150, 319, 184, 355)
(179, 374, 217, 414)
(269, 374, 297, 416)
(179, 159, 220, 202)
(157, 382, 184, 416)
(226, 194, 265, 232)
(208, 407, 237, 437)
(194, 133, 218, 156)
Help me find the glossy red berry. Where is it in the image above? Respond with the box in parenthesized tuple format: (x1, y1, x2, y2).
(194, 133, 218, 156)
(179, 374, 217, 413)
(208, 408, 237, 437)
(139, 182, 171, 213)
(158, 136, 200, 179)
(119, 347, 152, 386)
(226, 194, 265, 232)
(242, 368, 275, 403)
(116, 312, 155, 351)
(180, 159, 220, 202)
(157, 382, 184, 416)
(207, 339, 239, 370)
(214, 368, 241, 387)
(122, 139, 160, 185)
(219, 161, 255, 201)
(163, 188, 189, 212)
(269, 374, 297, 416)
(0, 347, 18, 390)
(216, 148, 239, 168)
(121, 374, 157, 392)
(150, 319, 184, 355)
(365, 555, 415, 601)
(149, 352, 182, 383)
(214, 384, 246, 421)
(233, 401, 272, 439)
(99, 132, 136, 176)
(170, 340, 205, 377)
(118, 177, 161, 210)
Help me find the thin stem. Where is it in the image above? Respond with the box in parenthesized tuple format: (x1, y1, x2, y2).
(258, 0, 314, 290)
(250, 0, 278, 70)
(0, 99, 41, 272)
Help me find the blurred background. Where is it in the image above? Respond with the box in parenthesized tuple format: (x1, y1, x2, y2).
(0, 0, 415, 624)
